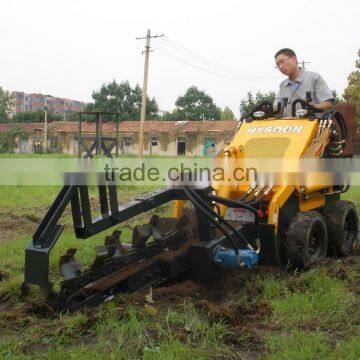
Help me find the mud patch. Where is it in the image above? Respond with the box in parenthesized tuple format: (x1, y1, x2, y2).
(24, 214, 41, 223)
(0, 212, 38, 241)
(123, 280, 206, 306)
(352, 243, 360, 256)
(0, 299, 12, 312)
(198, 299, 271, 325)
(151, 280, 206, 304)
(21, 302, 59, 321)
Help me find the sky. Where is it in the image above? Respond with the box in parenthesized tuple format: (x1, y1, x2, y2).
(1, 0, 359, 117)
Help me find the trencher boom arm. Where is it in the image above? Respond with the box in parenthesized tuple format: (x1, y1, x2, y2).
(24, 183, 273, 310)
(25, 185, 190, 290)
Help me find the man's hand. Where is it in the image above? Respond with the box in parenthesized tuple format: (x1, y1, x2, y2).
(313, 100, 333, 112)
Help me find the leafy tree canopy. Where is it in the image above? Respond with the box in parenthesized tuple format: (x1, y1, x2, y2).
(90, 80, 159, 120)
(0, 87, 13, 123)
(331, 90, 344, 105)
(344, 49, 360, 120)
(175, 86, 221, 120)
(220, 106, 235, 120)
(11, 110, 63, 123)
(161, 109, 182, 121)
(239, 91, 276, 117)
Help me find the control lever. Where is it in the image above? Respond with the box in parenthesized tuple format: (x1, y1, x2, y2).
(306, 91, 312, 103)
(282, 97, 288, 117)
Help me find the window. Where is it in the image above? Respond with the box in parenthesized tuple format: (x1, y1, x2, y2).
(151, 137, 158, 146)
(20, 139, 30, 154)
(50, 137, 59, 151)
(177, 137, 186, 155)
(123, 136, 132, 152)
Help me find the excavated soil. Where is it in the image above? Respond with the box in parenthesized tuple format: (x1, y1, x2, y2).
(0, 211, 40, 242)
(119, 262, 284, 331)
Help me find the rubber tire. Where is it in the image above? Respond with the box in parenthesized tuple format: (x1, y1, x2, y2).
(324, 200, 358, 257)
(285, 211, 328, 269)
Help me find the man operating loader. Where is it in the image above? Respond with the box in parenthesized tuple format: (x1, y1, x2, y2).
(274, 48, 334, 117)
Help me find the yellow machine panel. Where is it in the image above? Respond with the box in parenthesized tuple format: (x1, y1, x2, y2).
(230, 119, 318, 159)
(211, 118, 328, 229)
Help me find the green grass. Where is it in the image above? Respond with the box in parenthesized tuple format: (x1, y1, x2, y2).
(265, 331, 360, 360)
(0, 186, 61, 212)
(0, 185, 359, 359)
(0, 153, 201, 159)
(264, 270, 356, 329)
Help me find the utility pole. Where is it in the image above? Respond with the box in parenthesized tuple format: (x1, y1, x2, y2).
(44, 106, 48, 153)
(301, 60, 311, 70)
(136, 29, 164, 157)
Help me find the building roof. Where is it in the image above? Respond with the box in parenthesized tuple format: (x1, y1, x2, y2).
(0, 120, 238, 134)
(0, 123, 44, 133)
(49, 120, 238, 133)
(11, 91, 85, 104)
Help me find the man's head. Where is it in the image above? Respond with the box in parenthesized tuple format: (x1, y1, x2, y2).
(275, 48, 298, 77)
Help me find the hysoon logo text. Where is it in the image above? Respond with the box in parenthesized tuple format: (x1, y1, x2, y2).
(246, 125, 303, 134)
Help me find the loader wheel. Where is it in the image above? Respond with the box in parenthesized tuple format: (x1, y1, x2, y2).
(285, 211, 328, 269)
(324, 200, 358, 257)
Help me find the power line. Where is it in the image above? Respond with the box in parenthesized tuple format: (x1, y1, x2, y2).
(154, 44, 238, 80)
(154, 43, 279, 82)
(161, 36, 241, 77)
(159, 36, 278, 80)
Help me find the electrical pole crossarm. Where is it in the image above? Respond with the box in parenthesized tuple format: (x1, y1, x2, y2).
(300, 60, 311, 71)
(136, 34, 164, 40)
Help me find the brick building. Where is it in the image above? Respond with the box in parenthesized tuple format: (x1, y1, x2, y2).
(0, 120, 238, 156)
(11, 92, 85, 116)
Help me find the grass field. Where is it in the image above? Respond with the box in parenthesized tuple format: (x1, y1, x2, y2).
(0, 184, 359, 359)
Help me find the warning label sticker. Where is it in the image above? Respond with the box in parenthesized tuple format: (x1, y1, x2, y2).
(224, 207, 255, 223)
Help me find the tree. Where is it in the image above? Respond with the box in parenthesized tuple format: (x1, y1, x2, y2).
(220, 106, 235, 120)
(175, 86, 221, 120)
(344, 49, 360, 120)
(91, 80, 159, 120)
(331, 90, 344, 105)
(11, 110, 63, 123)
(0, 87, 13, 123)
(239, 91, 276, 117)
(161, 108, 182, 121)
(0, 126, 28, 153)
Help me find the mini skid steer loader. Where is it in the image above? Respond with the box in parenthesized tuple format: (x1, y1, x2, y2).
(23, 98, 358, 311)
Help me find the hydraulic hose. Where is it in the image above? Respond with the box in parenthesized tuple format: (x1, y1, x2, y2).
(291, 99, 323, 117)
(187, 187, 250, 248)
(206, 194, 259, 232)
(324, 110, 348, 142)
(183, 187, 240, 255)
(185, 186, 252, 250)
